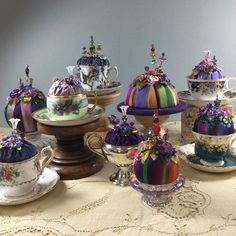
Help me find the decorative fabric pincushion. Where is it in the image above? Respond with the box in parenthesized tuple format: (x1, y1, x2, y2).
(77, 36, 110, 67)
(105, 106, 143, 146)
(0, 119, 37, 163)
(133, 113, 180, 185)
(5, 65, 46, 133)
(48, 77, 84, 96)
(125, 44, 179, 109)
(188, 51, 223, 80)
(193, 99, 234, 135)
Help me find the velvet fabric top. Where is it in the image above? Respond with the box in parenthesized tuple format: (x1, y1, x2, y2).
(0, 133, 37, 163)
(105, 115, 143, 146)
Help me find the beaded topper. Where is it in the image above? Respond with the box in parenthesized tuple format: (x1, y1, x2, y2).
(7, 65, 45, 105)
(188, 50, 223, 80)
(132, 44, 172, 89)
(136, 112, 176, 164)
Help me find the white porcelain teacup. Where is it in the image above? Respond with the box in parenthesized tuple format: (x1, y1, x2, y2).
(187, 77, 236, 100)
(0, 146, 54, 197)
(47, 92, 97, 121)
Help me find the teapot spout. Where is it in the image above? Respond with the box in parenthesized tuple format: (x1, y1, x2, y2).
(66, 65, 78, 76)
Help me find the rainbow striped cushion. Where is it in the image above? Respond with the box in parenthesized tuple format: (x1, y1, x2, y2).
(133, 154, 180, 185)
(5, 97, 46, 133)
(125, 83, 179, 109)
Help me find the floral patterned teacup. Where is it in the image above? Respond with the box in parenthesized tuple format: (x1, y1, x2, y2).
(47, 92, 97, 121)
(192, 131, 236, 166)
(187, 77, 236, 101)
(0, 146, 53, 197)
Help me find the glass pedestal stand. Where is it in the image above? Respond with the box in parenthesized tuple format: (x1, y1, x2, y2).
(130, 175, 185, 208)
(117, 101, 186, 132)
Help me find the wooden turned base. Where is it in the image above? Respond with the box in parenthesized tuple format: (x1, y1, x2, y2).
(37, 120, 103, 180)
(87, 91, 121, 132)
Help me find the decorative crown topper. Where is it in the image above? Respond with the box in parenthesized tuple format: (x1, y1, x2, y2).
(7, 65, 45, 104)
(132, 44, 171, 89)
(198, 98, 233, 128)
(108, 106, 137, 137)
(188, 50, 223, 79)
(81, 36, 102, 58)
(137, 112, 176, 164)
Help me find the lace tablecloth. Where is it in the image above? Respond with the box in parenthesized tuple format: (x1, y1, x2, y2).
(1, 122, 236, 236)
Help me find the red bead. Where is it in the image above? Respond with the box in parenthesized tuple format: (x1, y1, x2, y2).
(152, 124, 160, 135)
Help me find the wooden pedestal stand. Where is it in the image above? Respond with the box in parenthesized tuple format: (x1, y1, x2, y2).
(37, 119, 103, 180)
(87, 91, 121, 131)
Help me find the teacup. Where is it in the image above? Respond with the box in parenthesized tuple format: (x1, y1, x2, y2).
(187, 77, 236, 100)
(0, 146, 53, 197)
(67, 65, 118, 91)
(192, 131, 236, 166)
(86, 133, 138, 186)
(47, 92, 97, 121)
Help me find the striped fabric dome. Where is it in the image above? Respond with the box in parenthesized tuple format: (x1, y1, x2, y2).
(193, 101, 234, 136)
(125, 82, 179, 109)
(125, 66, 179, 109)
(133, 153, 180, 185)
(133, 123, 179, 185)
(5, 85, 46, 133)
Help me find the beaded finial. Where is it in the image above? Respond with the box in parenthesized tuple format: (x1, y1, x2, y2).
(25, 64, 29, 78)
(212, 55, 217, 65)
(203, 50, 211, 60)
(159, 52, 167, 67)
(214, 95, 221, 107)
(90, 36, 95, 51)
(150, 44, 156, 65)
(152, 112, 161, 136)
(120, 105, 129, 123)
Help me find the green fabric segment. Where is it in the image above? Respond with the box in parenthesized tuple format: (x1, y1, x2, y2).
(162, 164, 169, 184)
(157, 86, 168, 108)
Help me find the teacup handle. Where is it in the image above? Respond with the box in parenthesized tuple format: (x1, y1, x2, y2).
(86, 91, 97, 113)
(230, 135, 236, 156)
(86, 133, 106, 159)
(107, 66, 118, 81)
(36, 146, 54, 174)
(223, 77, 236, 94)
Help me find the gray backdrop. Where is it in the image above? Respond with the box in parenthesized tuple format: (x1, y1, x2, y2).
(1, 0, 236, 127)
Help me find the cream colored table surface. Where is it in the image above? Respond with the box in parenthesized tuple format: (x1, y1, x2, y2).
(1, 122, 236, 236)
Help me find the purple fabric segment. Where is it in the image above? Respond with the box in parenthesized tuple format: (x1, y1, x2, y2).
(117, 100, 186, 116)
(77, 56, 110, 67)
(105, 126, 143, 146)
(48, 78, 84, 96)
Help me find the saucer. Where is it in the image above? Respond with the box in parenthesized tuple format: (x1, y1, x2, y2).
(93, 83, 122, 96)
(33, 105, 104, 127)
(178, 143, 236, 173)
(178, 90, 236, 105)
(0, 168, 60, 205)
